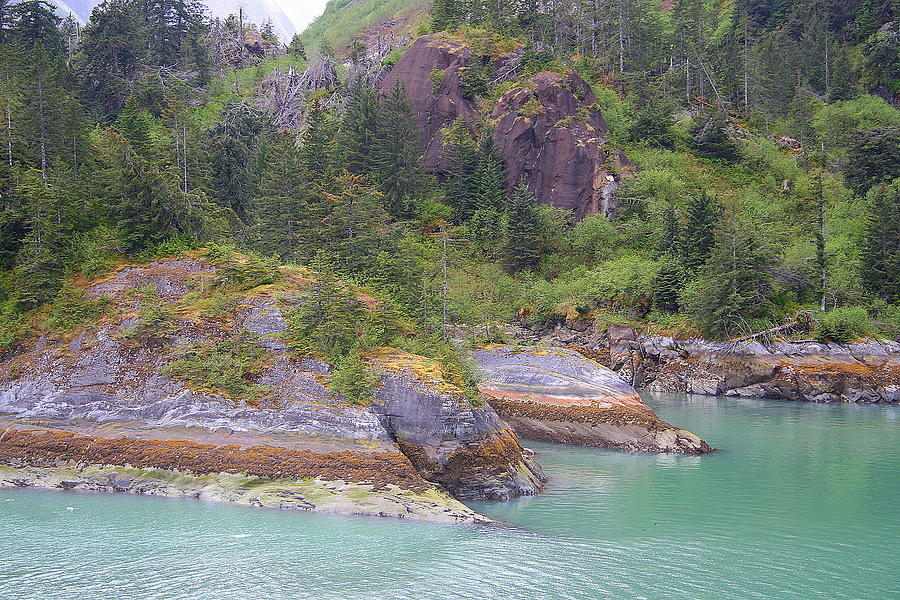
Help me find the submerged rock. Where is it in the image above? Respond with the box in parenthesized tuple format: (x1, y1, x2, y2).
(474, 346, 712, 454)
(0, 257, 543, 521)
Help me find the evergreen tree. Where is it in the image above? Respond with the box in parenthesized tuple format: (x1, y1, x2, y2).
(653, 260, 683, 313)
(323, 172, 394, 276)
(77, 0, 147, 115)
(376, 82, 424, 218)
(844, 127, 900, 196)
(341, 80, 380, 177)
(287, 34, 306, 59)
(19, 44, 67, 180)
(470, 133, 507, 246)
(444, 119, 479, 219)
(208, 102, 270, 222)
(431, 0, 462, 32)
(692, 113, 740, 162)
(143, 0, 206, 68)
(13, 169, 65, 307)
(686, 212, 775, 338)
(301, 99, 339, 181)
(631, 96, 676, 149)
(12, 0, 62, 55)
(503, 183, 542, 272)
(287, 249, 367, 361)
(680, 192, 720, 271)
(117, 96, 153, 157)
(861, 180, 900, 303)
(655, 203, 681, 258)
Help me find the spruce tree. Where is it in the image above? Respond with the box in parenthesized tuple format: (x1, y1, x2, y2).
(861, 180, 900, 303)
(844, 128, 900, 196)
(444, 119, 479, 219)
(117, 96, 153, 157)
(503, 183, 542, 272)
(654, 260, 683, 313)
(323, 172, 394, 276)
(13, 169, 64, 307)
(301, 99, 339, 181)
(376, 82, 424, 218)
(469, 133, 507, 245)
(686, 212, 775, 338)
(341, 80, 380, 177)
(692, 113, 740, 162)
(680, 192, 720, 272)
(656, 203, 681, 258)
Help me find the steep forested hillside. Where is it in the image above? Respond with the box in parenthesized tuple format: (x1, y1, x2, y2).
(0, 0, 898, 383)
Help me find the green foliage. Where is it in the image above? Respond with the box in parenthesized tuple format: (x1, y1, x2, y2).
(844, 128, 900, 196)
(285, 252, 367, 361)
(812, 96, 900, 156)
(653, 260, 683, 313)
(46, 285, 108, 331)
(503, 184, 543, 272)
(460, 59, 489, 99)
(162, 330, 270, 403)
(691, 114, 740, 162)
(68, 227, 121, 279)
(684, 214, 776, 339)
(680, 192, 720, 271)
(861, 180, 900, 303)
(630, 96, 676, 149)
(213, 252, 281, 290)
(816, 307, 871, 343)
(328, 352, 377, 405)
(0, 302, 24, 355)
(119, 283, 177, 344)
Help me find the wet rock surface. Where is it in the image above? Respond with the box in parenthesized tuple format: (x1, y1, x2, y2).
(524, 323, 900, 403)
(0, 258, 545, 521)
(474, 346, 712, 454)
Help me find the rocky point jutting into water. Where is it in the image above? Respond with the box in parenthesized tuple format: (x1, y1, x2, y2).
(379, 34, 632, 219)
(474, 346, 712, 454)
(0, 254, 545, 522)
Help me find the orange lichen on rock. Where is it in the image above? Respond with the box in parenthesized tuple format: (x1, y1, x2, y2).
(0, 430, 429, 492)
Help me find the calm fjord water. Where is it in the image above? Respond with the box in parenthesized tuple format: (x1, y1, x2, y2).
(2, 394, 898, 600)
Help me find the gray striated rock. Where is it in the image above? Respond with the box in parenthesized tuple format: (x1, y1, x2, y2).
(473, 346, 712, 454)
(526, 323, 900, 403)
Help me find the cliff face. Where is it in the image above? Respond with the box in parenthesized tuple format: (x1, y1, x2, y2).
(526, 323, 900, 403)
(379, 34, 481, 171)
(380, 35, 632, 219)
(0, 255, 543, 521)
(491, 71, 633, 220)
(474, 346, 712, 454)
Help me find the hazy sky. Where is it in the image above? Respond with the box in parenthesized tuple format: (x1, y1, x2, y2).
(275, 0, 330, 32)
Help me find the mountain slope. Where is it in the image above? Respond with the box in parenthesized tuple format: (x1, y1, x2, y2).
(299, 0, 425, 55)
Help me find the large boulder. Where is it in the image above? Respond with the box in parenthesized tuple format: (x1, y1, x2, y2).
(491, 71, 633, 220)
(474, 346, 712, 454)
(0, 256, 544, 521)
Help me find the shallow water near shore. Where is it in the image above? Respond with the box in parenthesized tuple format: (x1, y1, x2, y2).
(2, 394, 898, 600)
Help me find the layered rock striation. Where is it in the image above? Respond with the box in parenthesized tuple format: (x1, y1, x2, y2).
(474, 346, 712, 454)
(0, 256, 544, 521)
(528, 323, 900, 403)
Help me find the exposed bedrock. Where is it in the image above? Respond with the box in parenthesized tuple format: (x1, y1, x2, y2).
(491, 71, 634, 220)
(528, 323, 900, 403)
(473, 346, 712, 454)
(379, 35, 633, 219)
(0, 258, 544, 521)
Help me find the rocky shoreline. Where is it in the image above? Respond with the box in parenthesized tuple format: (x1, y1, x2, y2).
(474, 346, 712, 454)
(518, 323, 900, 404)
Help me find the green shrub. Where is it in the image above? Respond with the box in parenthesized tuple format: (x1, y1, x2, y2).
(816, 306, 871, 343)
(161, 330, 270, 403)
(328, 352, 377, 405)
(0, 305, 24, 355)
(69, 226, 121, 278)
(47, 285, 109, 331)
(120, 284, 177, 343)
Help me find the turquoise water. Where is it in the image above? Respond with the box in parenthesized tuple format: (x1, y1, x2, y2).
(2, 394, 898, 600)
